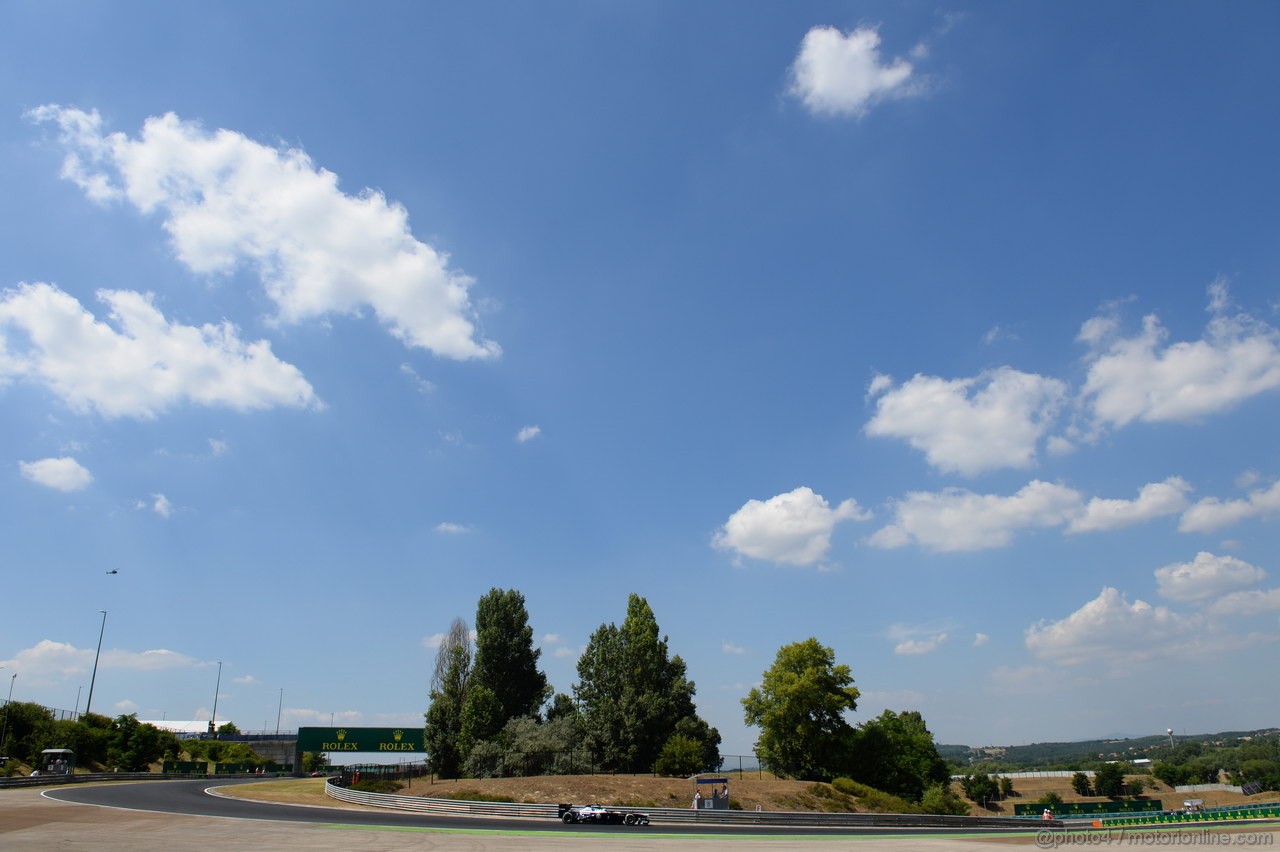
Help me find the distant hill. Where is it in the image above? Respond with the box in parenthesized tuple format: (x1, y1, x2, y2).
(940, 727, 1280, 770)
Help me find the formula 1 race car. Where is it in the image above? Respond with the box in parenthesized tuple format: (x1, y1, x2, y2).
(558, 803, 651, 826)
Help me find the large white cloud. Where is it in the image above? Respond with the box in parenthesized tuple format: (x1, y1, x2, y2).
(1025, 587, 1203, 668)
(1079, 282, 1280, 429)
(18, 456, 93, 492)
(1066, 477, 1191, 533)
(1179, 480, 1280, 533)
(1208, 588, 1280, 617)
(788, 26, 921, 117)
(1154, 552, 1266, 602)
(870, 480, 1083, 552)
(0, 639, 200, 684)
(0, 282, 318, 418)
(713, 486, 870, 566)
(865, 368, 1067, 476)
(29, 105, 499, 360)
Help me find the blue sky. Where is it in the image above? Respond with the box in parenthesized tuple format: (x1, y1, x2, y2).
(2, 2, 1279, 755)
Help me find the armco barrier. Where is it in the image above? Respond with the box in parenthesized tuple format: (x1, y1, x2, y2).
(322, 779, 1042, 829)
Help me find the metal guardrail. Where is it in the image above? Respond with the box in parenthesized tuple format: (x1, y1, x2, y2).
(322, 779, 1042, 829)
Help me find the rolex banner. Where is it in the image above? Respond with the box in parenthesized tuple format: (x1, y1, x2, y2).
(296, 727, 423, 754)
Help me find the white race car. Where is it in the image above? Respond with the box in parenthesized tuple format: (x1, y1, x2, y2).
(559, 803, 651, 826)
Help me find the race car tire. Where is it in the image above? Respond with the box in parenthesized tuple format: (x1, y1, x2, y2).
(624, 814, 636, 826)
(562, 812, 577, 824)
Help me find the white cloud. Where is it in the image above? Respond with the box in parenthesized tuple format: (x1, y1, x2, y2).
(18, 456, 92, 492)
(541, 633, 562, 645)
(1155, 552, 1266, 602)
(151, 493, 173, 518)
(1179, 480, 1280, 533)
(114, 699, 139, 712)
(865, 368, 1067, 476)
(1208, 588, 1280, 617)
(894, 633, 947, 655)
(0, 282, 318, 419)
(208, 438, 229, 456)
(0, 639, 200, 684)
(421, 633, 446, 650)
(1079, 282, 1280, 429)
(434, 521, 472, 534)
(870, 480, 1083, 552)
(788, 26, 921, 118)
(516, 425, 541, 443)
(232, 674, 259, 685)
(1025, 587, 1205, 670)
(973, 633, 990, 647)
(1066, 477, 1191, 533)
(399, 363, 437, 395)
(30, 105, 499, 361)
(722, 641, 747, 655)
(713, 486, 870, 566)
(553, 646, 582, 659)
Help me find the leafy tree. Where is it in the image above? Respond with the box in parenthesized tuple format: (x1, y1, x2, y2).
(424, 617, 472, 778)
(1092, 762, 1126, 797)
(742, 638, 858, 781)
(960, 773, 1000, 806)
(2, 701, 55, 763)
(544, 693, 577, 723)
(107, 715, 177, 771)
(459, 684, 504, 758)
(301, 751, 328, 773)
(998, 776, 1015, 798)
(464, 713, 583, 777)
(848, 709, 949, 802)
(575, 594, 717, 772)
(673, 713, 723, 773)
(1071, 771, 1093, 796)
(1152, 761, 1185, 787)
(920, 782, 970, 815)
(216, 722, 240, 734)
(654, 734, 705, 777)
(471, 589, 549, 724)
(1127, 776, 1145, 797)
(1038, 791, 1064, 807)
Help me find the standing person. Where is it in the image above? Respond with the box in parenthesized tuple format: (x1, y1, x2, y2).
(693, 790, 701, 809)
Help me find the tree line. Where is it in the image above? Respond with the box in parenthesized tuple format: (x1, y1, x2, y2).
(423, 589, 721, 778)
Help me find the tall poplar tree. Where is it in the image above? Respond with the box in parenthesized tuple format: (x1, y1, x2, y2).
(470, 588, 548, 724)
(424, 617, 472, 778)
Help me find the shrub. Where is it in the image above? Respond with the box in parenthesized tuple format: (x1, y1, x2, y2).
(920, 783, 970, 816)
(831, 778, 917, 813)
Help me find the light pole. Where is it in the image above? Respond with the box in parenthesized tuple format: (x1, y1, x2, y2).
(276, 688, 283, 736)
(1167, 728, 1175, 749)
(1, 671, 16, 757)
(84, 610, 107, 716)
(210, 662, 223, 734)
(74, 686, 83, 719)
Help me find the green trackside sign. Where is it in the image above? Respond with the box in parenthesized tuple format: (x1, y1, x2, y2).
(296, 727, 423, 754)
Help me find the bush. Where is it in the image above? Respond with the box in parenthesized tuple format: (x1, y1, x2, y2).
(350, 779, 404, 794)
(920, 783, 970, 816)
(831, 778, 918, 813)
(1038, 792, 1064, 807)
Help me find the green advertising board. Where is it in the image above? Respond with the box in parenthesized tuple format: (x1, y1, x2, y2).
(296, 727, 423, 754)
